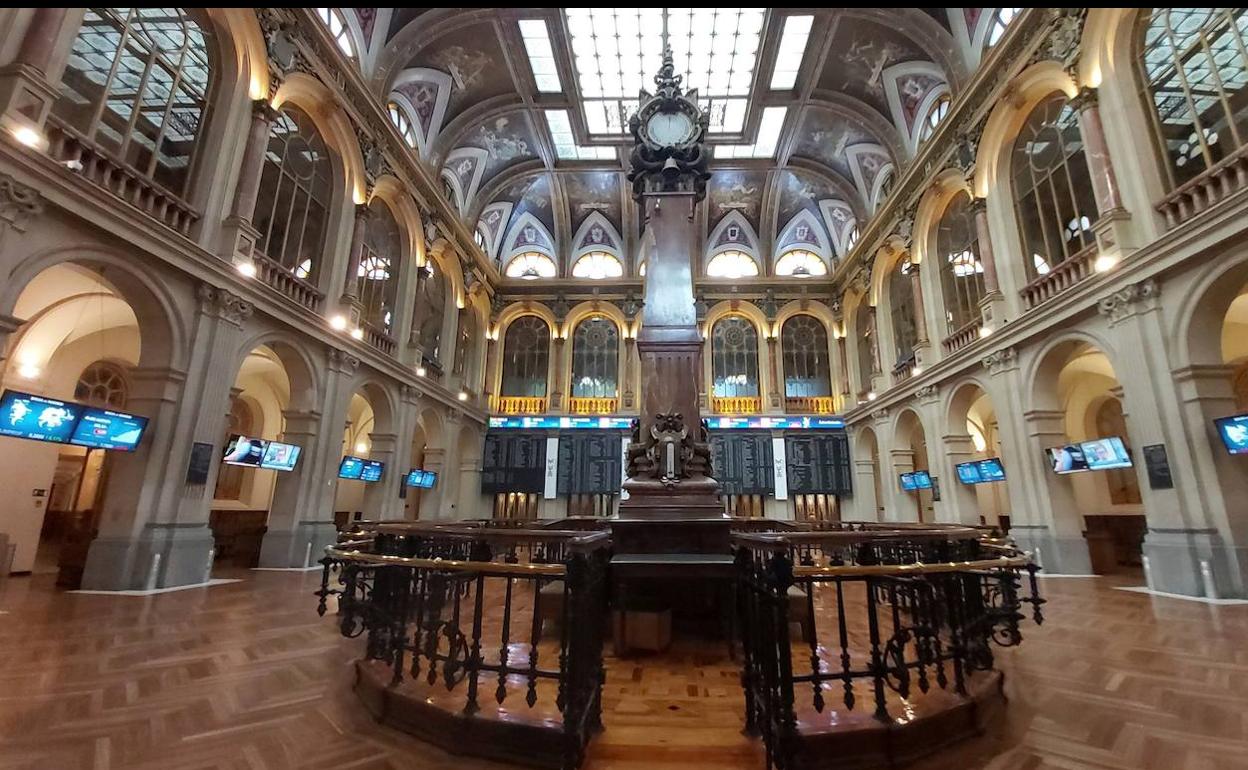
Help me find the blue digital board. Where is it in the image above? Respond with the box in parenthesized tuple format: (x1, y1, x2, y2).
(1080, 437, 1132, 471)
(487, 414, 845, 430)
(223, 435, 265, 466)
(1215, 413, 1248, 455)
(911, 470, 933, 489)
(360, 459, 384, 482)
(899, 472, 918, 491)
(70, 407, 148, 451)
(0, 390, 81, 444)
(405, 469, 437, 488)
(338, 456, 365, 479)
(956, 458, 1006, 485)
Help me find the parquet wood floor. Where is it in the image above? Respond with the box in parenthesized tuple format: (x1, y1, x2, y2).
(0, 569, 1246, 769)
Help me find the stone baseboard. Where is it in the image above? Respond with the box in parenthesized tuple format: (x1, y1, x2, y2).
(259, 519, 338, 568)
(1143, 529, 1248, 599)
(1009, 525, 1094, 575)
(81, 523, 216, 591)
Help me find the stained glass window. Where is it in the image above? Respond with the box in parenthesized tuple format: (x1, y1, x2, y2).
(711, 316, 760, 398)
(505, 252, 558, 280)
(781, 315, 831, 398)
(570, 316, 619, 398)
(775, 249, 827, 277)
(501, 316, 551, 397)
(571, 251, 624, 279)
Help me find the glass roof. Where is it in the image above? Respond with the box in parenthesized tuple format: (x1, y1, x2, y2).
(563, 8, 765, 136)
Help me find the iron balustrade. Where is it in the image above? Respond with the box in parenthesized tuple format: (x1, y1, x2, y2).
(733, 525, 1044, 770)
(317, 522, 611, 770)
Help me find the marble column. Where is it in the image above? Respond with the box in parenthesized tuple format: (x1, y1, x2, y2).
(622, 334, 636, 409)
(1073, 86, 1136, 256)
(1015, 409, 1094, 574)
(361, 431, 401, 520)
(260, 409, 324, 568)
(888, 448, 918, 522)
(408, 266, 429, 350)
(970, 198, 1006, 328)
(219, 100, 279, 263)
(938, 434, 982, 525)
(549, 335, 566, 411)
(0, 8, 71, 125)
(339, 203, 370, 321)
(766, 335, 781, 408)
(851, 457, 880, 522)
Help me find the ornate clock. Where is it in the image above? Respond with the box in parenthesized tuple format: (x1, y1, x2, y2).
(627, 48, 712, 201)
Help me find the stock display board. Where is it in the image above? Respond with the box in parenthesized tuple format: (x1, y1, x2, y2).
(711, 431, 774, 495)
(481, 433, 547, 493)
(784, 433, 853, 495)
(556, 432, 622, 495)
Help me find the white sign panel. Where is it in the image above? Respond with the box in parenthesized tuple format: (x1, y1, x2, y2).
(772, 437, 788, 500)
(620, 436, 631, 500)
(544, 436, 559, 499)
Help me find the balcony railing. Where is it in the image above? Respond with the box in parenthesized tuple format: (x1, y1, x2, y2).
(491, 395, 548, 414)
(1020, 245, 1095, 310)
(44, 115, 199, 237)
(1157, 143, 1248, 230)
(361, 319, 396, 356)
(784, 396, 837, 414)
(568, 396, 618, 415)
(711, 396, 762, 415)
(942, 318, 984, 355)
(252, 253, 325, 313)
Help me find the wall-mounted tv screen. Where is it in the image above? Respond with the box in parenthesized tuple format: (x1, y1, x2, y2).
(405, 469, 437, 488)
(223, 435, 266, 467)
(956, 458, 1006, 485)
(260, 441, 301, 471)
(360, 459, 385, 482)
(1080, 437, 1132, 471)
(70, 407, 148, 451)
(1215, 413, 1248, 455)
(338, 456, 365, 479)
(899, 472, 918, 491)
(1046, 444, 1089, 475)
(911, 470, 933, 489)
(0, 390, 82, 444)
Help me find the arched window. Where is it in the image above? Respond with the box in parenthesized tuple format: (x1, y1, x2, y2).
(854, 301, 876, 393)
(987, 8, 1021, 47)
(845, 224, 860, 253)
(255, 106, 333, 281)
(357, 201, 401, 333)
(570, 316, 619, 398)
(775, 249, 828, 277)
(473, 227, 489, 254)
(711, 316, 760, 399)
(889, 259, 918, 366)
(388, 102, 417, 147)
(571, 251, 624, 279)
(75, 361, 129, 409)
(1138, 9, 1248, 189)
(781, 315, 831, 398)
(936, 191, 986, 334)
(417, 262, 447, 363)
(316, 8, 356, 59)
(1012, 93, 1098, 280)
(874, 167, 896, 210)
(54, 8, 214, 196)
(501, 316, 551, 397)
(454, 308, 475, 377)
(918, 93, 951, 144)
(638, 260, 647, 277)
(505, 252, 558, 279)
(706, 249, 760, 278)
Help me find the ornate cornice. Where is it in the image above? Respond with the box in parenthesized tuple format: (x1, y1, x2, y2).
(1098, 278, 1161, 323)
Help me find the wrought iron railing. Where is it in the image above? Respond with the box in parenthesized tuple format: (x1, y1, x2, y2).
(733, 524, 1043, 770)
(317, 522, 610, 770)
(44, 114, 199, 237)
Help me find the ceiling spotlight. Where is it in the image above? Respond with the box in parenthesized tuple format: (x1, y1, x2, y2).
(978, 325, 993, 338)
(10, 125, 42, 149)
(17, 363, 40, 379)
(329, 315, 348, 331)
(416, 366, 426, 377)
(236, 261, 257, 278)
(457, 391, 469, 401)
(1093, 254, 1119, 273)
(911, 366, 922, 377)
(867, 391, 878, 401)
(354, 442, 368, 454)
(350, 327, 364, 340)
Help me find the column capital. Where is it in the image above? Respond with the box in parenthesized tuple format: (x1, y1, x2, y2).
(251, 98, 281, 124)
(1098, 278, 1161, 324)
(981, 346, 1018, 376)
(196, 283, 254, 327)
(0, 172, 44, 233)
(1070, 85, 1099, 112)
(327, 347, 360, 375)
(969, 195, 988, 216)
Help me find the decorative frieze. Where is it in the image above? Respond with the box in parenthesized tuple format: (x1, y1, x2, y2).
(1098, 279, 1161, 323)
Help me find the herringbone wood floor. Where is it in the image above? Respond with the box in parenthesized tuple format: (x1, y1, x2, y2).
(0, 569, 1245, 769)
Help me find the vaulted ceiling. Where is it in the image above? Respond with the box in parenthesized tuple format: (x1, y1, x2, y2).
(330, 8, 1017, 278)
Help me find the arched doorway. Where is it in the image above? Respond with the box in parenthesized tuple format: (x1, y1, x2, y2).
(892, 410, 931, 522)
(945, 381, 1010, 528)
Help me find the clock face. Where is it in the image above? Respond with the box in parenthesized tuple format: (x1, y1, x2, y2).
(646, 110, 695, 146)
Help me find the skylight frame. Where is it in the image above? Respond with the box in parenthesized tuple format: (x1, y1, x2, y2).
(715, 106, 787, 159)
(519, 19, 563, 93)
(544, 109, 618, 161)
(770, 15, 812, 90)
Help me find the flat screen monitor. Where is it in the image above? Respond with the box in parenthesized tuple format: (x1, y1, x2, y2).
(223, 435, 266, 467)
(360, 459, 384, 483)
(338, 456, 365, 480)
(420, 470, 438, 488)
(899, 472, 918, 491)
(957, 458, 1006, 485)
(1214, 413, 1248, 455)
(911, 470, 933, 489)
(1046, 444, 1089, 475)
(1080, 437, 1132, 471)
(405, 469, 437, 488)
(69, 407, 148, 451)
(260, 441, 301, 471)
(0, 390, 81, 444)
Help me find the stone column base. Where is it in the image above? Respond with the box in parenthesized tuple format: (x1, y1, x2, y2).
(1142, 529, 1248, 599)
(1009, 524, 1094, 575)
(259, 519, 339, 568)
(81, 523, 217, 591)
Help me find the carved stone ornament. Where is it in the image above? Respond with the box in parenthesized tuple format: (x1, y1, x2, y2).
(328, 347, 360, 375)
(620, 291, 641, 319)
(197, 284, 254, 326)
(915, 384, 938, 403)
(1098, 278, 1160, 323)
(0, 173, 43, 232)
(871, 407, 890, 424)
(549, 294, 570, 322)
(1033, 8, 1087, 69)
(628, 413, 712, 486)
(981, 346, 1018, 375)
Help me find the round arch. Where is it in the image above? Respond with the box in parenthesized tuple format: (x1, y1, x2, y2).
(229, 328, 324, 413)
(271, 72, 368, 205)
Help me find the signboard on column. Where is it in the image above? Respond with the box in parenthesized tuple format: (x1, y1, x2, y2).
(620, 436, 630, 500)
(772, 437, 788, 500)
(543, 436, 559, 499)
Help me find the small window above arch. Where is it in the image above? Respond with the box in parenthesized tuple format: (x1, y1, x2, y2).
(505, 252, 558, 280)
(317, 8, 357, 59)
(571, 251, 624, 280)
(987, 8, 1021, 47)
(918, 94, 951, 144)
(388, 102, 417, 147)
(706, 249, 760, 279)
(775, 249, 828, 277)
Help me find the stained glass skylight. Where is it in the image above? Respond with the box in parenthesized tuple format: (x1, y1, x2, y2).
(564, 8, 765, 136)
(520, 19, 562, 93)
